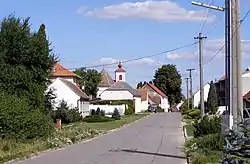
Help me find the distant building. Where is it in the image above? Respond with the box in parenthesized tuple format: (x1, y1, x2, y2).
(193, 83, 210, 108)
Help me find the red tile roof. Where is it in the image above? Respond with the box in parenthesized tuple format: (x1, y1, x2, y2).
(146, 83, 167, 98)
(52, 63, 81, 79)
(244, 91, 250, 99)
(115, 62, 126, 72)
(138, 88, 148, 101)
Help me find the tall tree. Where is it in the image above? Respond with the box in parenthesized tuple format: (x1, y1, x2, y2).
(136, 81, 143, 89)
(207, 81, 218, 114)
(73, 68, 101, 97)
(153, 64, 182, 107)
(0, 15, 56, 109)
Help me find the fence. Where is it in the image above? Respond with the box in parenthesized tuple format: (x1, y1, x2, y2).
(89, 104, 126, 115)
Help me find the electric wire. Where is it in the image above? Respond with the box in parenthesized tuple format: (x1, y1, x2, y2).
(203, 8, 250, 66)
(65, 42, 198, 70)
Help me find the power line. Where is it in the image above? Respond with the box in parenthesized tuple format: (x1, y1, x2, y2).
(66, 42, 198, 70)
(203, 8, 250, 66)
(200, 0, 214, 33)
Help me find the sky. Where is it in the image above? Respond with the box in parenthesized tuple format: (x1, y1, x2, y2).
(0, 0, 250, 95)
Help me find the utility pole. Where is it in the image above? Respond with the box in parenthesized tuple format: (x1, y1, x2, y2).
(191, 0, 233, 129)
(186, 68, 195, 109)
(235, 0, 243, 120)
(195, 33, 207, 117)
(185, 77, 190, 109)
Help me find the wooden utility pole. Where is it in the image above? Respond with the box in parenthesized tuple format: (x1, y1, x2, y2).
(194, 33, 207, 117)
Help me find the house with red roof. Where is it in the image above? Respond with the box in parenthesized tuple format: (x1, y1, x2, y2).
(141, 81, 170, 111)
(47, 63, 90, 117)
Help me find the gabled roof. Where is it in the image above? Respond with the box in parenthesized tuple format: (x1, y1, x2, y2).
(148, 95, 161, 104)
(98, 69, 114, 87)
(138, 88, 148, 101)
(106, 81, 140, 97)
(59, 78, 89, 99)
(144, 82, 167, 98)
(244, 91, 250, 99)
(52, 63, 81, 79)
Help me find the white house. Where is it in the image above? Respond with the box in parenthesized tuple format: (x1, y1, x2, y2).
(98, 62, 143, 113)
(193, 83, 210, 108)
(141, 82, 170, 111)
(47, 63, 90, 117)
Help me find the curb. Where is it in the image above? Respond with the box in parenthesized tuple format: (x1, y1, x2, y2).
(182, 122, 191, 164)
(7, 113, 152, 164)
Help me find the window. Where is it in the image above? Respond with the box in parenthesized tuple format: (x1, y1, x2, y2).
(119, 75, 122, 80)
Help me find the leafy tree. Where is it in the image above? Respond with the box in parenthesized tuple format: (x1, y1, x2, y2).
(73, 68, 101, 97)
(153, 64, 182, 107)
(207, 81, 218, 114)
(136, 81, 143, 89)
(0, 15, 56, 139)
(0, 15, 56, 110)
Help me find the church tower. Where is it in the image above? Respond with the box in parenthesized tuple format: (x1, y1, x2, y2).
(115, 62, 126, 82)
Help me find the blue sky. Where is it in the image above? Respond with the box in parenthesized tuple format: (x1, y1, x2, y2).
(0, 0, 249, 95)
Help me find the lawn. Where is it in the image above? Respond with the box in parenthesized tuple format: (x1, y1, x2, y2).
(184, 124, 194, 137)
(0, 113, 149, 163)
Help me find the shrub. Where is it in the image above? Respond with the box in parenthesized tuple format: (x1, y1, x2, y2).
(112, 108, 121, 120)
(83, 115, 114, 123)
(125, 103, 134, 115)
(90, 109, 96, 115)
(100, 110, 105, 116)
(156, 106, 165, 112)
(96, 107, 101, 115)
(0, 92, 54, 140)
(188, 109, 201, 119)
(51, 100, 82, 124)
(193, 116, 221, 138)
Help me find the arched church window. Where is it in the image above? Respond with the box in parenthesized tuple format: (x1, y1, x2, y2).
(119, 75, 122, 80)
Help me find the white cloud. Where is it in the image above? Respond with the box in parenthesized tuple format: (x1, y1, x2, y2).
(98, 57, 161, 67)
(166, 38, 250, 61)
(166, 52, 197, 60)
(76, 6, 88, 14)
(204, 38, 250, 57)
(78, 1, 216, 22)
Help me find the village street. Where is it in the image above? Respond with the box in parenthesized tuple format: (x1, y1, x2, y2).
(14, 113, 186, 164)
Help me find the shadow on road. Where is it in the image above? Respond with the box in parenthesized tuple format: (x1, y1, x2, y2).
(110, 149, 186, 160)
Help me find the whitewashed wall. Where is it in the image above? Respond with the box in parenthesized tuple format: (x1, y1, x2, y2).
(193, 83, 210, 108)
(160, 97, 170, 111)
(134, 97, 142, 113)
(100, 90, 133, 100)
(97, 87, 108, 98)
(141, 100, 148, 111)
(89, 104, 126, 115)
(47, 78, 80, 109)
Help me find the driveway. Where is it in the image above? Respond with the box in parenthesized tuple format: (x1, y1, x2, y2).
(13, 113, 186, 164)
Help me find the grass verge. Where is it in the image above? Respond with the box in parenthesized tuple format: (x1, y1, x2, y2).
(184, 124, 194, 137)
(0, 114, 149, 163)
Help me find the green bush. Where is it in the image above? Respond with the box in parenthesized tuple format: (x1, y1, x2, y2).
(51, 100, 82, 124)
(182, 108, 193, 115)
(100, 110, 105, 116)
(0, 92, 54, 140)
(156, 106, 165, 112)
(90, 109, 96, 115)
(92, 100, 133, 106)
(193, 116, 221, 138)
(112, 108, 121, 120)
(188, 109, 201, 119)
(186, 133, 224, 152)
(125, 103, 134, 115)
(83, 115, 114, 123)
(96, 107, 101, 115)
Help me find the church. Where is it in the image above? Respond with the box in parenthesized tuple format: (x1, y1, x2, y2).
(97, 62, 147, 113)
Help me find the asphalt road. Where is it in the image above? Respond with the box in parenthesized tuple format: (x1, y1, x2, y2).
(13, 113, 187, 164)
